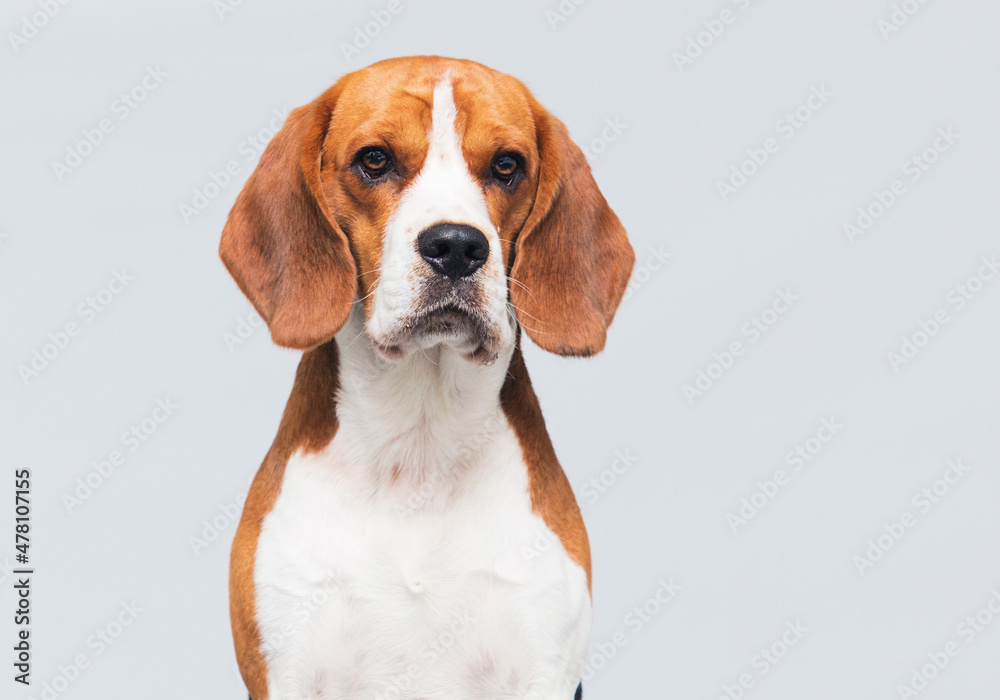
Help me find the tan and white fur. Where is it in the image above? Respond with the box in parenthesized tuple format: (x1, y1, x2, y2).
(220, 56, 634, 700)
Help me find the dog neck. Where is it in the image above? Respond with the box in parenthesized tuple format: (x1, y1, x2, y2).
(328, 304, 517, 493)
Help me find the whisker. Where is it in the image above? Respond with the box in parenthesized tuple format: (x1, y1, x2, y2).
(513, 321, 550, 336)
(356, 285, 379, 304)
(507, 300, 546, 326)
(419, 347, 438, 366)
(506, 304, 550, 336)
(340, 326, 369, 353)
(340, 286, 380, 353)
(506, 277, 537, 301)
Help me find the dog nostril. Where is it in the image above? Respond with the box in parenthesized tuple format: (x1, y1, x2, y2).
(465, 242, 488, 262)
(417, 223, 489, 280)
(426, 241, 451, 258)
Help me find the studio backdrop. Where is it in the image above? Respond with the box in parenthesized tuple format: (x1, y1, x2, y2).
(2, 1, 999, 698)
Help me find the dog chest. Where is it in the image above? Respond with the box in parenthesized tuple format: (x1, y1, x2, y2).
(252, 430, 591, 699)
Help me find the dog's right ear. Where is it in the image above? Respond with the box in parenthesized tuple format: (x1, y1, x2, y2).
(220, 84, 357, 350)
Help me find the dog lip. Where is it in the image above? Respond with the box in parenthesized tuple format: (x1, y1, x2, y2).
(382, 299, 502, 355)
(413, 303, 479, 336)
(371, 288, 504, 360)
(416, 301, 475, 320)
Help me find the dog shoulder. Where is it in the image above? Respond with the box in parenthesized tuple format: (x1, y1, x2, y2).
(229, 342, 341, 699)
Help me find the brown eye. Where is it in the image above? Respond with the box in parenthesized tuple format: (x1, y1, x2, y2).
(358, 148, 391, 177)
(492, 154, 520, 182)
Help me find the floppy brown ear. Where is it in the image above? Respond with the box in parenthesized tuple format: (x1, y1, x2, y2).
(510, 104, 635, 357)
(219, 86, 357, 350)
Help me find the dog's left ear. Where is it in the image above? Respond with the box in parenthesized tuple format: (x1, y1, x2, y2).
(510, 101, 635, 357)
(219, 83, 357, 350)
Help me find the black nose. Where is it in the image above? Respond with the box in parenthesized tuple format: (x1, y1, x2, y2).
(417, 223, 489, 280)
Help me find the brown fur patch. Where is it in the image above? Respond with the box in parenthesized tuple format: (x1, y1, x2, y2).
(500, 342, 592, 590)
(229, 342, 341, 699)
(508, 99, 635, 357)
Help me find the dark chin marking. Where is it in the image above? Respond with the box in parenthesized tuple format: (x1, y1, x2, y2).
(467, 343, 499, 366)
(375, 343, 404, 359)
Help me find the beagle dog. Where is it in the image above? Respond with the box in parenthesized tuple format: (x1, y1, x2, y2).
(220, 56, 634, 700)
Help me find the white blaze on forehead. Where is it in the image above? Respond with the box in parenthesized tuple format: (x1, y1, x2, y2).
(431, 78, 459, 152)
(406, 77, 494, 233)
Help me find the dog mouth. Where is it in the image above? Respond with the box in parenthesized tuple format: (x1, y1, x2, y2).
(374, 300, 501, 364)
(414, 303, 478, 337)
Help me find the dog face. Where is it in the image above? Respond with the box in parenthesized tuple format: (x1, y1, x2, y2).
(323, 61, 539, 363)
(221, 56, 634, 360)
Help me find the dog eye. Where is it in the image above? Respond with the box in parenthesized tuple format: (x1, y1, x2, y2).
(491, 154, 521, 184)
(357, 148, 392, 178)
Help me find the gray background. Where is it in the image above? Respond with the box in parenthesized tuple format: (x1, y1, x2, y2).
(2, 0, 1000, 698)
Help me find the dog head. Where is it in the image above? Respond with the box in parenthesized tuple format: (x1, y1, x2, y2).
(220, 56, 634, 362)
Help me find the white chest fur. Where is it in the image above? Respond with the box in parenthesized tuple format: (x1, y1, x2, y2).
(251, 314, 592, 700)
